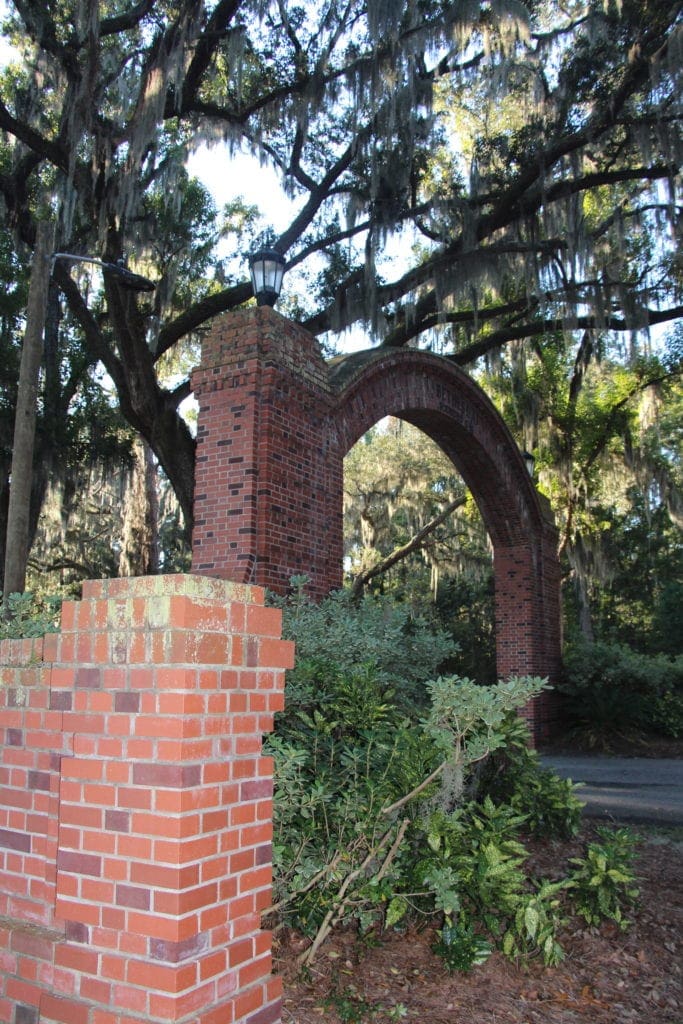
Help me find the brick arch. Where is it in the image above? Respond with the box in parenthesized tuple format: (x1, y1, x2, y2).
(327, 348, 561, 739)
(328, 348, 545, 549)
(191, 308, 561, 740)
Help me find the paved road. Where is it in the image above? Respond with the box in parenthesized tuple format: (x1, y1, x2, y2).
(541, 755, 683, 827)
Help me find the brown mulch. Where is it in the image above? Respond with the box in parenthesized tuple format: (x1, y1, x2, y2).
(275, 825, 683, 1023)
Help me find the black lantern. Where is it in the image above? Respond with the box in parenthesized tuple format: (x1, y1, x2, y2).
(522, 450, 536, 477)
(248, 247, 286, 307)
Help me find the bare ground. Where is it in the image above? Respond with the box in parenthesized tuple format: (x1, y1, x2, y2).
(275, 825, 683, 1024)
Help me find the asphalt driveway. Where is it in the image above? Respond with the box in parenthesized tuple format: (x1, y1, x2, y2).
(541, 755, 683, 827)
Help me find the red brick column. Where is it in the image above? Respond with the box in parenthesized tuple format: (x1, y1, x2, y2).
(0, 633, 67, 1024)
(191, 308, 340, 597)
(0, 574, 293, 1024)
(493, 523, 562, 741)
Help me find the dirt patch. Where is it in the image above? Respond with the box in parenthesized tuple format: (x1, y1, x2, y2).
(275, 826, 682, 1023)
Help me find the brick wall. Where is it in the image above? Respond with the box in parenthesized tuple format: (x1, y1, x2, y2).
(0, 574, 293, 1024)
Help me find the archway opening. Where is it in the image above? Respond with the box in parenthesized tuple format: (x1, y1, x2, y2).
(343, 417, 497, 684)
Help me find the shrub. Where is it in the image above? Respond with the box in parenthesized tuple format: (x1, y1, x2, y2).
(273, 576, 458, 715)
(568, 826, 640, 929)
(479, 714, 584, 839)
(560, 639, 683, 746)
(266, 585, 548, 965)
(0, 591, 62, 640)
(415, 798, 567, 967)
(267, 585, 641, 971)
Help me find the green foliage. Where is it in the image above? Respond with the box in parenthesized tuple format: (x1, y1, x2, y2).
(268, 585, 551, 963)
(434, 573, 496, 685)
(0, 591, 61, 639)
(265, 587, 643, 974)
(423, 674, 549, 765)
(568, 827, 640, 930)
(561, 640, 683, 746)
(481, 715, 584, 839)
(416, 798, 567, 967)
(272, 578, 458, 714)
(323, 989, 408, 1023)
(432, 920, 492, 973)
(266, 586, 452, 944)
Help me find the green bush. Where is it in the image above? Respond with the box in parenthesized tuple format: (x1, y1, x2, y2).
(273, 576, 458, 715)
(560, 639, 683, 746)
(267, 582, 549, 963)
(568, 826, 639, 929)
(267, 586, 641, 971)
(432, 920, 492, 973)
(0, 591, 62, 640)
(480, 715, 584, 838)
(415, 798, 567, 967)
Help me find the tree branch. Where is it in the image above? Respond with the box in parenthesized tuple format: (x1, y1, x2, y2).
(351, 494, 466, 596)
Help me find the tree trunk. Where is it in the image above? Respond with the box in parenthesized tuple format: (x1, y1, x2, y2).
(2, 221, 54, 607)
(144, 441, 160, 575)
(119, 439, 160, 577)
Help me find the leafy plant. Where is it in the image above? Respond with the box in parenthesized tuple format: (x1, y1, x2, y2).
(0, 591, 62, 640)
(323, 989, 379, 1024)
(267, 584, 645, 973)
(432, 919, 492, 973)
(560, 640, 683, 747)
(272, 577, 458, 715)
(267, 588, 549, 965)
(414, 798, 568, 968)
(481, 714, 584, 838)
(568, 827, 640, 929)
(323, 990, 407, 1023)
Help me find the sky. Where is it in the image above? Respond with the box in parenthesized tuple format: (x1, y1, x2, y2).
(187, 147, 297, 235)
(187, 144, 376, 353)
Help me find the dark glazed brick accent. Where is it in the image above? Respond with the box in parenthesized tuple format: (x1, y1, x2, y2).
(15, 1005, 39, 1024)
(65, 920, 90, 943)
(116, 883, 150, 910)
(28, 770, 52, 791)
(246, 1001, 282, 1024)
(0, 828, 31, 852)
(50, 691, 72, 711)
(241, 780, 273, 800)
(75, 667, 101, 689)
(256, 843, 273, 865)
(114, 691, 140, 713)
(105, 809, 130, 832)
(132, 763, 201, 788)
(6, 728, 22, 745)
(57, 850, 102, 877)
(149, 933, 207, 963)
(246, 638, 259, 668)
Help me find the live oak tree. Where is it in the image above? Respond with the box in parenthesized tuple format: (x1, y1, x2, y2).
(0, 0, 681, 553)
(482, 323, 683, 643)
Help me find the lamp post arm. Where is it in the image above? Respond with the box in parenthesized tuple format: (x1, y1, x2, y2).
(50, 253, 155, 291)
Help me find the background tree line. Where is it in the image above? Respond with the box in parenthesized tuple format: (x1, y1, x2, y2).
(0, 0, 680, 664)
